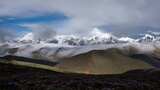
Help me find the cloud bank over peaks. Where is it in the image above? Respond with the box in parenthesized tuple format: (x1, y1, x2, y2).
(16, 28, 160, 46)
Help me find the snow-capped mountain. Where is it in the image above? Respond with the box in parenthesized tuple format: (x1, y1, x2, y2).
(137, 31, 160, 42)
(1, 28, 160, 60)
(118, 37, 136, 43)
(15, 28, 160, 46)
(18, 33, 34, 43)
(90, 28, 114, 39)
(0, 31, 160, 60)
(86, 28, 119, 44)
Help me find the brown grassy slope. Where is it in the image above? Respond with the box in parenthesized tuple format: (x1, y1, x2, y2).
(56, 48, 154, 74)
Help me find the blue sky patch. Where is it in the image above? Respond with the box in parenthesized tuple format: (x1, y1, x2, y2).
(0, 12, 68, 34)
(0, 13, 68, 24)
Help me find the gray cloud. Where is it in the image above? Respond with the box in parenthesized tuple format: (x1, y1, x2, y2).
(22, 24, 57, 41)
(0, 28, 16, 42)
(0, 0, 160, 34)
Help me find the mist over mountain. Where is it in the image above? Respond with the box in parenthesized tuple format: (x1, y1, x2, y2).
(14, 28, 160, 45)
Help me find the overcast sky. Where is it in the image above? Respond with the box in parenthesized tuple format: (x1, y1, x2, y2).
(0, 0, 160, 41)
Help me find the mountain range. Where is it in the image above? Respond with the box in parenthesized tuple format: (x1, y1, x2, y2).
(16, 28, 160, 45)
(0, 28, 160, 59)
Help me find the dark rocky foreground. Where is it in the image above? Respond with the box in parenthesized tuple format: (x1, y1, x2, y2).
(0, 63, 160, 90)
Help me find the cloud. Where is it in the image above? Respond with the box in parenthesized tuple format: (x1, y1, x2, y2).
(0, 28, 16, 42)
(22, 24, 57, 41)
(0, 0, 160, 35)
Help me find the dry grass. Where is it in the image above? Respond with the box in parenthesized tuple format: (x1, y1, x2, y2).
(56, 48, 154, 74)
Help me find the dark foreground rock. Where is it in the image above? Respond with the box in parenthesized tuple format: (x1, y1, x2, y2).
(0, 63, 160, 90)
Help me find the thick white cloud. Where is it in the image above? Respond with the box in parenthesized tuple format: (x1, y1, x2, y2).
(0, 0, 160, 34)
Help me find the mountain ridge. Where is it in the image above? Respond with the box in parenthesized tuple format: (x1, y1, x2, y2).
(15, 28, 160, 45)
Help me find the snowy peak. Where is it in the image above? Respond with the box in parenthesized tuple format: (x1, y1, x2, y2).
(85, 28, 120, 44)
(19, 33, 34, 43)
(91, 28, 113, 39)
(138, 31, 160, 42)
(119, 37, 135, 43)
